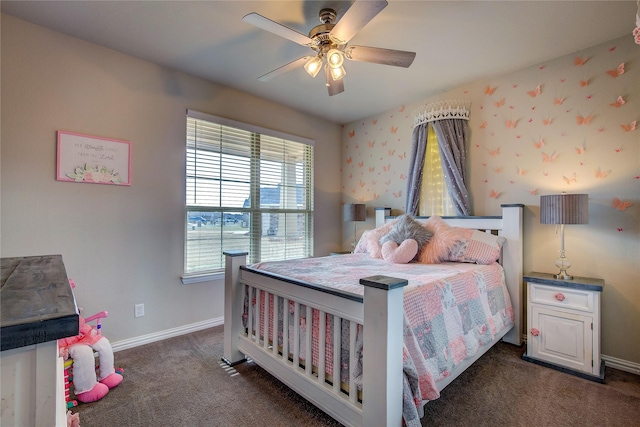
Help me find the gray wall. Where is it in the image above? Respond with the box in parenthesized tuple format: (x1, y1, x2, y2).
(1, 14, 342, 343)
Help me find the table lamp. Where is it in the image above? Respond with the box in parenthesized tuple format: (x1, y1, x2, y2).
(540, 193, 589, 280)
(344, 203, 366, 249)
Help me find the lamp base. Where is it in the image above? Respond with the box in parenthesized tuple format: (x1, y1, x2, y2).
(554, 254, 573, 281)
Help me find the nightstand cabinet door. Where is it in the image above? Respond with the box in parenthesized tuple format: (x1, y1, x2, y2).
(529, 305, 593, 373)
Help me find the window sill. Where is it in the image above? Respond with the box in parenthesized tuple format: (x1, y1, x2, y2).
(181, 271, 224, 285)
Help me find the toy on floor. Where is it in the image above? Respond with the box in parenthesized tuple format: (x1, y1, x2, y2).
(58, 279, 123, 403)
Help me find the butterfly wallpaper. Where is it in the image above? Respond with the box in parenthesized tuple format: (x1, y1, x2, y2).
(341, 35, 639, 361)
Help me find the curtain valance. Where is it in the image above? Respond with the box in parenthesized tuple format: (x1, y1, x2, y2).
(413, 100, 471, 128)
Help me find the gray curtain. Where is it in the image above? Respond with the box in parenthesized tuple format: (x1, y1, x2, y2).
(405, 123, 428, 215)
(432, 119, 471, 215)
(405, 119, 471, 216)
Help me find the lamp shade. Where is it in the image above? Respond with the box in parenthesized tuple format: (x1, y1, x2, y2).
(540, 193, 589, 225)
(344, 203, 366, 222)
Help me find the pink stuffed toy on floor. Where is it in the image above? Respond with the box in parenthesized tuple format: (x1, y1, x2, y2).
(58, 279, 123, 403)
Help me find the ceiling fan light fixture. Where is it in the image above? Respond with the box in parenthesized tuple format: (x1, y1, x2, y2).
(330, 65, 346, 81)
(326, 48, 344, 68)
(303, 55, 323, 78)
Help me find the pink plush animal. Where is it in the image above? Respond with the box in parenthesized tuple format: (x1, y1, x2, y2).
(58, 280, 123, 403)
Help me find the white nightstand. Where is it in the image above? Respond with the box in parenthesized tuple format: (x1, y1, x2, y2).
(522, 272, 605, 382)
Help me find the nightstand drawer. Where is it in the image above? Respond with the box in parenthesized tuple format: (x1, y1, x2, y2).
(529, 283, 594, 313)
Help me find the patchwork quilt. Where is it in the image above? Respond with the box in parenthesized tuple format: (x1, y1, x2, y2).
(245, 253, 514, 426)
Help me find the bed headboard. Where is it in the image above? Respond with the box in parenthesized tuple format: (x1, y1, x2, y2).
(375, 204, 524, 346)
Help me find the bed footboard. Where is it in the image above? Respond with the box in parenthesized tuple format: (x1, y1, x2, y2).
(223, 251, 407, 427)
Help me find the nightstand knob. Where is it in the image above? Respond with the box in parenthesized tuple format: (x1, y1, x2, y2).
(554, 292, 566, 302)
(530, 328, 540, 337)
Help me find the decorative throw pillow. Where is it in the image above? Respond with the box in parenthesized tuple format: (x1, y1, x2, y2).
(381, 239, 419, 264)
(417, 216, 505, 265)
(446, 228, 506, 264)
(353, 218, 399, 259)
(417, 216, 457, 264)
(379, 214, 433, 252)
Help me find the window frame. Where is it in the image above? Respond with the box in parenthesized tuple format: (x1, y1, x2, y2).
(182, 110, 314, 283)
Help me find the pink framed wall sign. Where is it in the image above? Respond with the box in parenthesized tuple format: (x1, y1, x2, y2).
(56, 131, 131, 186)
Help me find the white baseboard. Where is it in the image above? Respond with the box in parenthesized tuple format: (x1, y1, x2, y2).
(111, 317, 224, 353)
(602, 354, 640, 375)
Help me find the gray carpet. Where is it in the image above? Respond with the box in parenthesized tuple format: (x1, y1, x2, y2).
(74, 326, 640, 427)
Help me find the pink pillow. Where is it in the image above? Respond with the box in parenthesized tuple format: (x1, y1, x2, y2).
(353, 218, 399, 258)
(417, 216, 457, 264)
(417, 216, 505, 264)
(381, 239, 419, 264)
(447, 228, 505, 264)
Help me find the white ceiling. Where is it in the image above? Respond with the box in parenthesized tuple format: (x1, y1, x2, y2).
(2, 1, 637, 124)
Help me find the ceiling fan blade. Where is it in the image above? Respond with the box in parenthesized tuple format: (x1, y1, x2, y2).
(330, 0, 388, 44)
(258, 56, 311, 82)
(345, 46, 416, 68)
(325, 66, 344, 96)
(243, 13, 314, 46)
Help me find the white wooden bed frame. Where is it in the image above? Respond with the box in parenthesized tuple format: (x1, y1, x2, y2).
(223, 204, 523, 427)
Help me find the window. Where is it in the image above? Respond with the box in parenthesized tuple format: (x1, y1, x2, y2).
(185, 110, 314, 277)
(419, 124, 454, 216)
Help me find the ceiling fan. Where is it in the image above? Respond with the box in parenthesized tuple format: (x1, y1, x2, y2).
(243, 0, 416, 96)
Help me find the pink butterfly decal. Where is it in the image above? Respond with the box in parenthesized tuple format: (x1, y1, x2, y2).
(529, 188, 538, 195)
(399, 174, 407, 180)
(543, 118, 553, 126)
(494, 167, 503, 173)
(392, 190, 402, 198)
(494, 98, 505, 107)
(346, 157, 352, 164)
(359, 180, 366, 188)
(542, 151, 557, 163)
(489, 189, 501, 199)
(527, 85, 541, 97)
(517, 167, 527, 176)
(575, 143, 586, 154)
(381, 141, 387, 147)
(390, 126, 398, 134)
(487, 147, 500, 156)
(606, 63, 625, 77)
(485, 85, 497, 95)
(397, 152, 406, 160)
(505, 119, 518, 129)
(580, 79, 589, 87)
(382, 164, 391, 172)
(387, 149, 395, 157)
(368, 166, 375, 173)
(553, 97, 565, 105)
(348, 130, 355, 138)
(610, 96, 625, 107)
(562, 173, 577, 185)
(368, 141, 375, 148)
(479, 120, 488, 129)
(576, 114, 594, 125)
(621, 121, 636, 132)
(594, 167, 611, 179)
(399, 106, 405, 112)
(612, 197, 633, 211)
(358, 161, 364, 168)
(574, 56, 588, 66)
(534, 138, 545, 149)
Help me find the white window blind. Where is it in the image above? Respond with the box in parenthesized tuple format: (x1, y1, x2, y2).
(185, 111, 314, 276)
